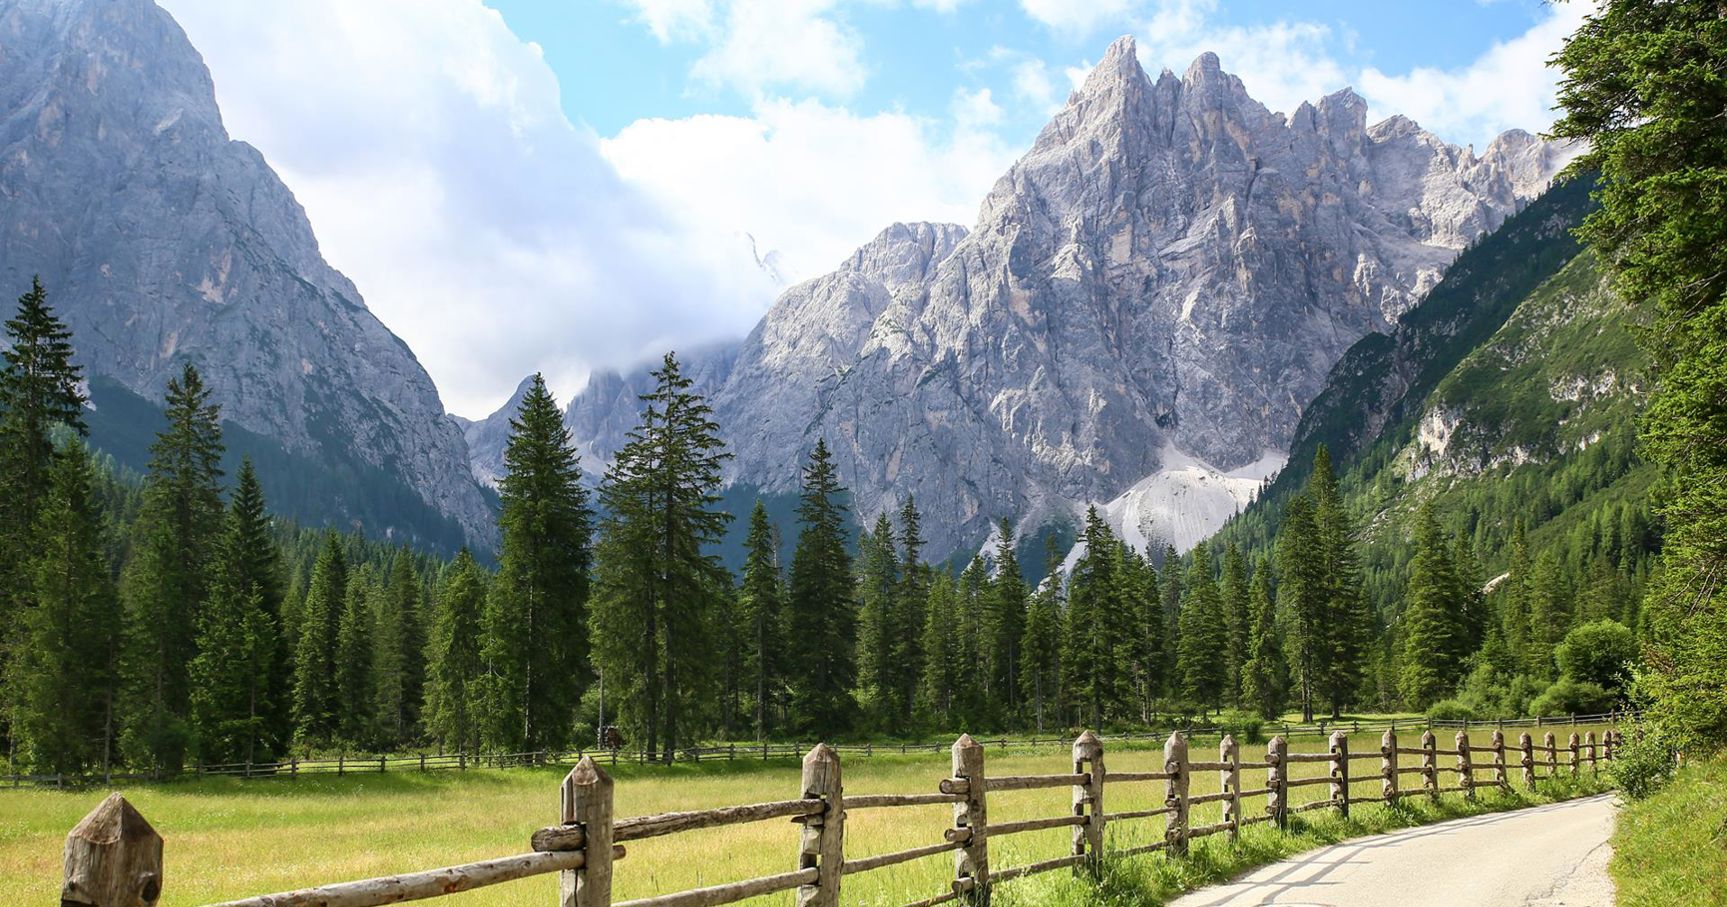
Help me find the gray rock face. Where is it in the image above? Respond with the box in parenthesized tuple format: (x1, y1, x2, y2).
(0, 0, 495, 547)
(484, 38, 1568, 559)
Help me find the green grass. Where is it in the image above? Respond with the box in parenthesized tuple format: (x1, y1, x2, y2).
(0, 727, 1615, 906)
(1611, 753, 1727, 906)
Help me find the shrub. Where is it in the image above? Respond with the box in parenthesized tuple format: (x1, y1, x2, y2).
(1426, 699, 1476, 721)
(1529, 679, 1616, 717)
(1215, 710, 1266, 744)
(1609, 721, 1676, 799)
(1555, 619, 1637, 692)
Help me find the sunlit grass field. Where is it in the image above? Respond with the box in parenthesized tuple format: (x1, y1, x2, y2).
(0, 726, 1616, 906)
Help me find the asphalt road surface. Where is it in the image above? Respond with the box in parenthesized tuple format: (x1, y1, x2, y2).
(1168, 794, 1618, 907)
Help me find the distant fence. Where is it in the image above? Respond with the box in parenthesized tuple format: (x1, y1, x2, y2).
(7, 711, 1628, 790)
(57, 722, 1621, 907)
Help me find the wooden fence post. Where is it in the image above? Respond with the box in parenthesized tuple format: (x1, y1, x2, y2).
(1421, 730, 1438, 798)
(1072, 730, 1104, 877)
(62, 793, 163, 907)
(1456, 731, 1474, 801)
(1381, 728, 1398, 803)
(1586, 731, 1598, 774)
(1544, 732, 1557, 778)
(1267, 735, 1288, 829)
(1491, 731, 1508, 791)
(1329, 731, 1349, 816)
(1520, 733, 1535, 788)
(952, 735, 988, 904)
(1164, 731, 1190, 857)
(560, 756, 614, 907)
(1569, 733, 1581, 777)
(1603, 729, 1615, 761)
(1221, 735, 1241, 841)
(797, 744, 844, 907)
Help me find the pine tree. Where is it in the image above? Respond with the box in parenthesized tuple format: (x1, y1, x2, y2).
(1063, 508, 1122, 728)
(1309, 444, 1367, 717)
(737, 501, 786, 741)
(336, 567, 378, 747)
(1400, 503, 1464, 709)
(121, 362, 225, 771)
(1158, 545, 1182, 685)
(1220, 542, 1251, 706)
(954, 556, 990, 721)
(292, 534, 347, 748)
(590, 355, 730, 761)
(856, 513, 901, 723)
(1526, 552, 1571, 680)
(189, 459, 283, 765)
(390, 556, 427, 742)
(917, 572, 960, 725)
(890, 497, 928, 723)
(372, 560, 409, 748)
(6, 445, 118, 773)
(1020, 553, 1064, 733)
(786, 439, 858, 734)
(1502, 519, 1534, 669)
(1275, 493, 1325, 721)
(987, 518, 1027, 720)
(1177, 542, 1228, 713)
(424, 550, 486, 754)
(483, 374, 593, 752)
(1240, 560, 1287, 720)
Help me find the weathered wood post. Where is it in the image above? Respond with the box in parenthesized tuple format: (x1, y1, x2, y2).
(62, 793, 163, 907)
(1544, 731, 1558, 777)
(798, 744, 844, 907)
(952, 734, 989, 903)
(1221, 734, 1241, 841)
(1569, 733, 1581, 777)
(1329, 730, 1349, 816)
(1421, 730, 1438, 798)
(1072, 730, 1104, 877)
(1491, 730, 1508, 790)
(1267, 735, 1288, 829)
(560, 756, 614, 907)
(1586, 731, 1598, 774)
(1164, 731, 1190, 857)
(1520, 733, 1536, 788)
(1603, 729, 1615, 761)
(1456, 730, 1474, 801)
(1381, 728, 1398, 803)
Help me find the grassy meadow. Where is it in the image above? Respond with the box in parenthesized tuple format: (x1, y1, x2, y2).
(0, 726, 1617, 906)
(1610, 753, 1727, 906)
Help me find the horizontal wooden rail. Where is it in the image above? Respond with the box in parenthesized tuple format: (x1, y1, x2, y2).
(1102, 806, 1172, 822)
(988, 853, 1088, 885)
(989, 814, 1086, 837)
(1107, 771, 1172, 783)
(1282, 752, 1333, 764)
(844, 792, 962, 809)
(612, 867, 816, 907)
(207, 845, 623, 907)
(841, 840, 956, 875)
(533, 799, 822, 851)
(984, 772, 1089, 792)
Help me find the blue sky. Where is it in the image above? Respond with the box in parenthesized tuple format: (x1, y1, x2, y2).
(159, 0, 1590, 417)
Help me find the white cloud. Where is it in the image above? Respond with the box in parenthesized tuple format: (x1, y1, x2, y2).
(1020, 0, 1137, 36)
(160, 0, 779, 417)
(952, 86, 1004, 129)
(1010, 57, 1058, 111)
(1132, 0, 1347, 116)
(1355, 3, 1591, 148)
(689, 0, 868, 97)
(625, 0, 716, 42)
(601, 98, 1019, 282)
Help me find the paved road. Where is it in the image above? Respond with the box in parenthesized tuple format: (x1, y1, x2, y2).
(1168, 794, 1618, 907)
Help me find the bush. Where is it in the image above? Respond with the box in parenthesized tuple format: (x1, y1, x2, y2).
(1426, 699, 1476, 721)
(1215, 710, 1266, 744)
(1529, 679, 1616, 717)
(1555, 619, 1638, 692)
(1610, 721, 1676, 799)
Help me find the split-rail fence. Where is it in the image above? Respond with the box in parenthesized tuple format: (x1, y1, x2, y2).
(58, 723, 1621, 907)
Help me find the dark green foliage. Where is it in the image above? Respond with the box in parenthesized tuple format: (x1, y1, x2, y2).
(737, 501, 787, 740)
(121, 363, 224, 771)
(335, 566, 377, 746)
(591, 355, 730, 761)
(1529, 679, 1615, 717)
(987, 519, 1027, 721)
(1219, 544, 1251, 706)
(856, 513, 901, 723)
(889, 498, 928, 725)
(483, 374, 593, 752)
(1019, 542, 1064, 732)
(1063, 508, 1128, 728)
(292, 534, 347, 747)
(1553, 0, 1727, 751)
(1399, 504, 1466, 709)
(6, 445, 118, 773)
(785, 440, 857, 734)
(1274, 493, 1325, 720)
(1239, 562, 1287, 720)
(1554, 619, 1637, 693)
(917, 572, 960, 724)
(424, 550, 486, 754)
(189, 459, 283, 765)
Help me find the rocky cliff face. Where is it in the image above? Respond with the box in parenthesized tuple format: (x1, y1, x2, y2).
(0, 0, 494, 547)
(481, 37, 1569, 558)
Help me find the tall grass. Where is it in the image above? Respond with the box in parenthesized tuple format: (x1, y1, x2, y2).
(0, 726, 1616, 906)
(1610, 753, 1727, 906)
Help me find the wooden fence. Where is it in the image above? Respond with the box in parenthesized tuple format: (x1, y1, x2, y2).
(11, 710, 1628, 789)
(57, 725, 1621, 907)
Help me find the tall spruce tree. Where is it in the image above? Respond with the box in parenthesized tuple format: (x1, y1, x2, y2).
(189, 459, 283, 765)
(856, 513, 901, 723)
(1177, 542, 1228, 713)
(6, 445, 118, 773)
(1240, 560, 1288, 720)
(917, 572, 960, 725)
(1019, 544, 1064, 733)
(336, 567, 378, 746)
(292, 534, 347, 747)
(483, 374, 593, 751)
(737, 501, 786, 740)
(1158, 545, 1183, 684)
(590, 355, 730, 761)
(890, 497, 928, 723)
(1063, 508, 1123, 728)
(1275, 493, 1325, 721)
(987, 519, 1027, 720)
(1220, 543, 1251, 706)
(424, 550, 486, 754)
(785, 439, 858, 734)
(1309, 445, 1368, 717)
(121, 362, 224, 771)
(1399, 504, 1464, 709)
